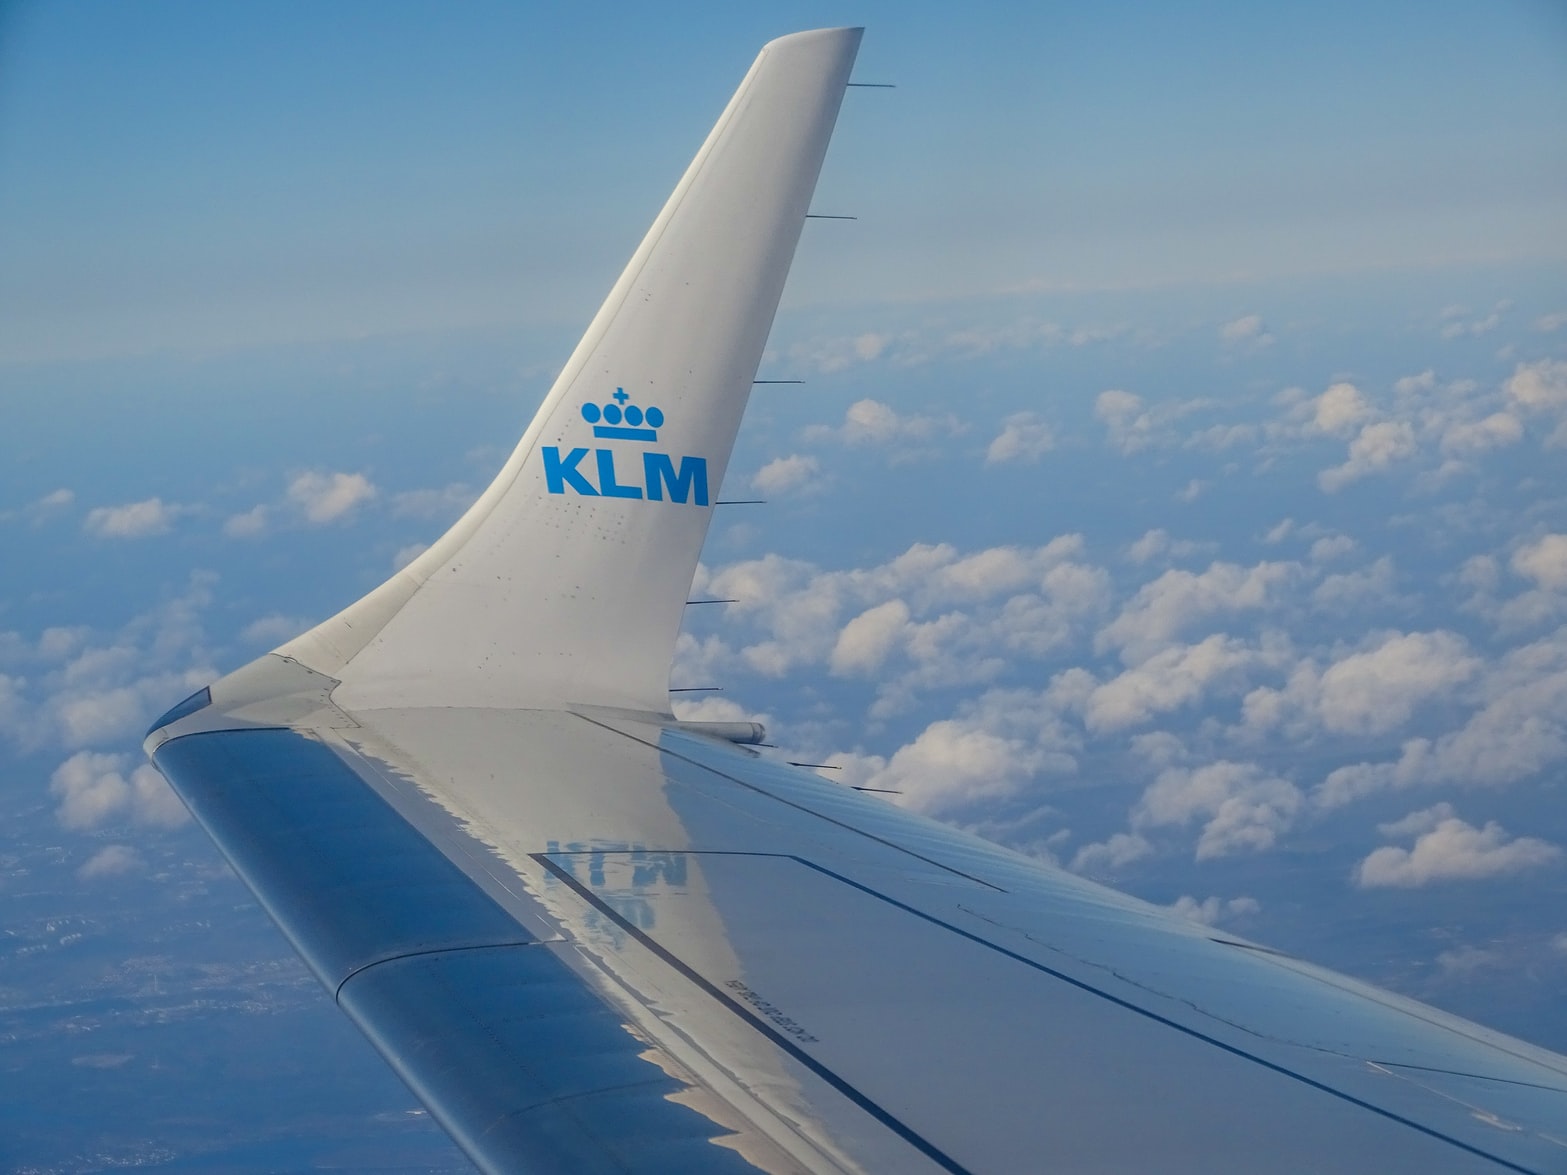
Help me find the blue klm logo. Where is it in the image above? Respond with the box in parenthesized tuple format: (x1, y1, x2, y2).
(542, 388, 708, 506)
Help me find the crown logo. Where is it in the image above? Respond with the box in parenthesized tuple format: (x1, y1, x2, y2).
(582, 388, 664, 443)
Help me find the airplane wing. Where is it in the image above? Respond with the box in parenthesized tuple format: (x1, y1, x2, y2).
(145, 27, 1567, 1174)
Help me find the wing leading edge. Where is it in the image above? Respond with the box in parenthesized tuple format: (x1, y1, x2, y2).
(146, 27, 1567, 1175)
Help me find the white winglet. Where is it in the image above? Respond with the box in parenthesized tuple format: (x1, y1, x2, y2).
(279, 27, 862, 713)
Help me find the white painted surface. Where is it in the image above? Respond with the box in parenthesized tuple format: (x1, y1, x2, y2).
(280, 28, 862, 714)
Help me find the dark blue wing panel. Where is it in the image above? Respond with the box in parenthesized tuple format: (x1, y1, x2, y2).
(341, 947, 765, 1175)
(154, 728, 532, 985)
(153, 729, 763, 1175)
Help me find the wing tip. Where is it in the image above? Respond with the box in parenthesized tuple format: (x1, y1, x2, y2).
(760, 26, 864, 54)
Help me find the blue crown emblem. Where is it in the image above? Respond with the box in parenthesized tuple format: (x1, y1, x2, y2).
(582, 388, 664, 442)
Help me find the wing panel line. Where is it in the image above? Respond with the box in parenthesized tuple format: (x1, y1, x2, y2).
(330, 938, 555, 1002)
(534, 852, 974, 1175)
(545, 849, 1540, 1175)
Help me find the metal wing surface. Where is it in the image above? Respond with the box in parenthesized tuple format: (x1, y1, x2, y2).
(145, 28, 1567, 1175)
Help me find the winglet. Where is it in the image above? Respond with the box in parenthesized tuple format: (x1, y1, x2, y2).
(277, 28, 862, 714)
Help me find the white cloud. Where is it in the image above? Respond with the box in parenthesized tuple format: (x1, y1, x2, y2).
(831, 720, 1044, 816)
(803, 399, 964, 449)
(0, 575, 219, 754)
(1070, 832, 1152, 875)
(49, 751, 128, 829)
(1319, 420, 1418, 491)
(752, 454, 820, 495)
(1097, 559, 1298, 663)
(1436, 945, 1504, 977)
(1311, 382, 1372, 437)
(985, 412, 1056, 464)
(784, 330, 895, 373)
(49, 752, 188, 831)
(1085, 635, 1260, 733)
(830, 599, 912, 676)
(1440, 304, 1505, 339)
(1169, 894, 1261, 926)
(1315, 631, 1479, 735)
(240, 614, 308, 646)
(1184, 423, 1259, 451)
(1535, 311, 1567, 333)
(1126, 529, 1205, 564)
(1308, 535, 1357, 563)
(1270, 371, 1538, 491)
(1513, 534, 1567, 592)
(38, 627, 88, 661)
(1219, 314, 1273, 349)
(222, 504, 269, 538)
(1132, 760, 1302, 861)
(669, 694, 769, 726)
(821, 686, 1080, 817)
(1376, 801, 1458, 839)
(1311, 555, 1398, 611)
(83, 498, 179, 538)
(287, 471, 376, 523)
(1354, 807, 1561, 888)
(1393, 370, 1436, 398)
(1440, 411, 1522, 455)
(78, 844, 146, 881)
(54, 687, 150, 747)
(1094, 390, 1211, 454)
(1506, 359, 1567, 413)
(699, 538, 1105, 700)
(3, 487, 76, 526)
(782, 318, 1128, 374)
(1095, 389, 1142, 449)
(1315, 628, 1567, 806)
(1262, 518, 1295, 544)
(1245, 630, 1478, 740)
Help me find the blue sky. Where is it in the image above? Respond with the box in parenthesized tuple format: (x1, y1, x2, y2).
(2, 3, 1566, 1169)
(2, 1, 1563, 360)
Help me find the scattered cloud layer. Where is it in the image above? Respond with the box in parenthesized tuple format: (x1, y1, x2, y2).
(287, 471, 377, 523)
(77, 843, 147, 881)
(83, 497, 182, 538)
(752, 454, 820, 495)
(0, 575, 218, 754)
(222, 504, 269, 538)
(803, 398, 965, 451)
(1354, 804, 1561, 888)
(780, 317, 1128, 375)
(50, 750, 188, 831)
(2, 487, 75, 526)
(10, 269, 1567, 1027)
(1219, 314, 1274, 349)
(1169, 894, 1261, 926)
(985, 412, 1056, 464)
(1095, 389, 1212, 454)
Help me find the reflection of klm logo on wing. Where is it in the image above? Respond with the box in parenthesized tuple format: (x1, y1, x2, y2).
(542, 388, 709, 506)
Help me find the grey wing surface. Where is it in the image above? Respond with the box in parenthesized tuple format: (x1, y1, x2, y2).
(145, 27, 1567, 1175)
